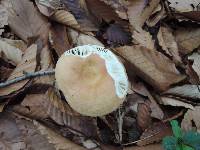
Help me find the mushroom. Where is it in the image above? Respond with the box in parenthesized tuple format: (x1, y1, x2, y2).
(55, 45, 128, 116)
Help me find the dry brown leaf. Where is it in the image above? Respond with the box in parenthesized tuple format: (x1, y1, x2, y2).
(127, 0, 160, 31)
(103, 23, 132, 46)
(61, 0, 97, 31)
(51, 10, 81, 30)
(163, 84, 200, 99)
(0, 66, 13, 82)
(0, 113, 26, 150)
(33, 121, 86, 150)
(99, 0, 128, 20)
(159, 96, 195, 109)
(124, 144, 163, 150)
(46, 88, 98, 137)
(137, 101, 152, 131)
(86, 0, 127, 26)
(68, 29, 104, 46)
(146, 4, 166, 27)
(175, 27, 200, 54)
(132, 29, 155, 49)
(4, 0, 50, 43)
(0, 39, 22, 65)
(0, 44, 37, 96)
(137, 122, 172, 146)
(0, 5, 8, 35)
(37, 0, 62, 9)
(168, 0, 200, 12)
(33, 45, 55, 86)
(49, 23, 71, 57)
(1, 38, 27, 52)
(115, 45, 185, 91)
(13, 94, 49, 119)
(181, 106, 200, 132)
(188, 52, 200, 79)
(157, 26, 182, 64)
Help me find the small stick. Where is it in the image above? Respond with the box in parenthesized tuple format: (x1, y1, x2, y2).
(0, 70, 55, 88)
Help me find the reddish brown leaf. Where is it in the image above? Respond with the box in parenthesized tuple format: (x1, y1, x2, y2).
(137, 122, 172, 146)
(0, 66, 13, 82)
(137, 101, 152, 131)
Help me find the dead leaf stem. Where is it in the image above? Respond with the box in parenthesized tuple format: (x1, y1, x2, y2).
(0, 70, 55, 88)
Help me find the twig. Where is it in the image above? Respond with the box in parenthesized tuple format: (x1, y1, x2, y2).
(0, 70, 55, 88)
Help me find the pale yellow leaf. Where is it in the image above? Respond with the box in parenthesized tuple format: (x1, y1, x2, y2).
(188, 52, 200, 79)
(33, 121, 86, 150)
(159, 96, 194, 109)
(0, 39, 22, 64)
(175, 27, 200, 54)
(168, 0, 200, 12)
(181, 106, 200, 132)
(115, 46, 185, 91)
(0, 44, 37, 96)
(157, 26, 182, 64)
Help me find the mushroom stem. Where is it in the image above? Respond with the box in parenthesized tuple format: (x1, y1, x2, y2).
(0, 70, 55, 88)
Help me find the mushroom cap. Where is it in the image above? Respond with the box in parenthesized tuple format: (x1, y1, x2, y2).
(55, 45, 128, 116)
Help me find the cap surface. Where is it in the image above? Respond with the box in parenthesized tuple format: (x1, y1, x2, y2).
(55, 45, 128, 116)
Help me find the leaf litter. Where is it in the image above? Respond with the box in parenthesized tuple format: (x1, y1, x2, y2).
(0, 0, 200, 149)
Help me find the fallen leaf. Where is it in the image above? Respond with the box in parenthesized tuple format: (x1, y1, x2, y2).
(0, 44, 37, 96)
(1, 38, 27, 52)
(124, 144, 163, 150)
(186, 60, 200, 85)
(33, 45, 55, 86)
(163, 84, 200, 100)
(100, 0, 128, 20)
(175, 27, 200, 54)
(146, 4, 166, 27)
(33, 121, 86, 150)
(0, 39, 23, 64)
(35, 0, 55, 17)
(137, 101, 152, 131)
(137, 122, 172, 146)
(49, 22, 71, 57)
(0, 66, 13, 82)
(46, 88, 98, 137)
(127, 0, 160, 31)
(51, 10, 81, 30)
(0, 5, 8, 35)
(157, 26, 182, 64)
(37, 0, 62, 9)
(85, 0, 127, 26)
(68, 29, 104, 46)
(103, 23, 132, 46)
(159, 96, 195, 109)
(115, 45, 185, 91)
(13, 94, 49, 119)
(188, 52, 200, 79)
(181, 106, 200, 132)
(61, 0, 97, 31)
(168, 0, 199, 12)
(4, 0, 50, 43)
(0, 113, 26, 150)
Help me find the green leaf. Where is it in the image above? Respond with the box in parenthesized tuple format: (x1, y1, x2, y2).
(162, 136, 178, 150)
(183, 131, 200, 150)
(170, 120, 182, 138)
(182, 144, 194, 150)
